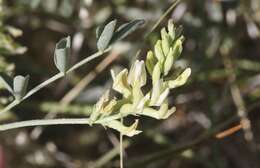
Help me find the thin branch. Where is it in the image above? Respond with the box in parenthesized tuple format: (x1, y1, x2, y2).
(62, 50, 120, 104)
(0, 118, 90, 131)
(0, 113, 122, 131)
(221, 51, 255, 146)
(120, 117, 124, 168)
(0, 47, 111, 114)
(30, 51, 121, 139)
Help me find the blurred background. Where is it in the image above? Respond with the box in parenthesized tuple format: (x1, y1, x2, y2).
(0, 0, 260, 167)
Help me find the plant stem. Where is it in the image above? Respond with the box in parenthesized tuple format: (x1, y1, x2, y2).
(0, 100, 19, 114)
(23, 73, 64, 100)
(120, 117, 124, 168)
(0, 47, 111, 114)
(0, 118, 90, 131)
(0, 113, 122, 131)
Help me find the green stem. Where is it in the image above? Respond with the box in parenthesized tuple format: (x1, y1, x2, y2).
(0, 113, 122, 131)
(0, 100, 19, 114)
(120, 117, 124, 168)
(23, 73, 64, 100)
(0, 47, 111, 114)
(0, 118, 90, 131)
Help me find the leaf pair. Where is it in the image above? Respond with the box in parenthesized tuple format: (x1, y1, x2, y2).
(0, 74, 29, 100)
(96, 19, 145, 51)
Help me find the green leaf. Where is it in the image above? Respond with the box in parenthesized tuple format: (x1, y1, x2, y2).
(111, 19, 145, 43)
(0, 73, 13, 93)
(54, 36, 71, 73)
(13, 75, 29, 100)
(97, 20, 117, 51)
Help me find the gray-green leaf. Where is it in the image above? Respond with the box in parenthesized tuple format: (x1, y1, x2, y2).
(13, 75, 29, 100)
(110, 19, 145, 43)
(97, 20, 117, 51)
(54, 36, 71, 73)
(96, 25, 105, 39)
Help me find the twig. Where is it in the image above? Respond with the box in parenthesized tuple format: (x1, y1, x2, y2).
(0, 113, 122, 131)
(0, 47, 111, 114)
(120, 117, 124, 168)
(61, 51, 120, 104)
(216, 123, 242, 139)
(30, 50, 119, 139)
(221, 52, 255, 145)
(0, 118, 90, 131)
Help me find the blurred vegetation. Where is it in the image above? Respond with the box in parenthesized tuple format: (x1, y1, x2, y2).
(0, 0, 260, 168)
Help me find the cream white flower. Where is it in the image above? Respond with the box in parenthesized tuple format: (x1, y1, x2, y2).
(127, 60, 147, 88)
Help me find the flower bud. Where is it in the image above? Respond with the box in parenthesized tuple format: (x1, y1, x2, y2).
(161, 28, 170, 56)
(154, 40, 165, 65)
(145, 51, 157, 76)
(168, 20, 175, 41)
(172, 37, 183, 60)
(163, 48, 174, 76)
(152, 62, 161, 84)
